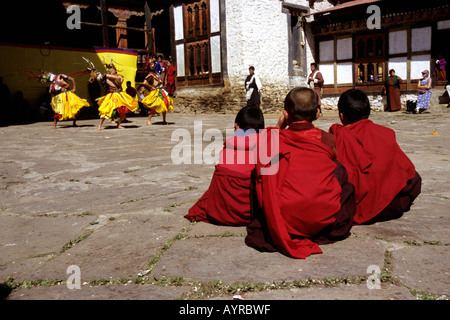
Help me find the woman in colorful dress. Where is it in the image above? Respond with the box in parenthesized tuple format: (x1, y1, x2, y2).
(416, 70, 432, 114)
(141, 61, 173, 125)
(40, 71, 89, 129)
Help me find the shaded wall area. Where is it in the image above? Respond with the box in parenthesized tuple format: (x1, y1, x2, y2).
(0, 44, 137, 126)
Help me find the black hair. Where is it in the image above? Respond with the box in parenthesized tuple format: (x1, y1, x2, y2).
(284, 87, 318, 122)
(337, 89, 371, 124)
(310, 63, 318, 68)
(389, 69, 395, 75)
(235, 106, 265, 131)
(249, 66, 255, 71)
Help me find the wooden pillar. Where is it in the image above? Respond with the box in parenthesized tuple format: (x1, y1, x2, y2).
(116, 18, 128, 48)
(406, 27, 412, 91)
(100, 0, 109, 47)
(145, 2, 154, 55)
(333, 35, 337, 94)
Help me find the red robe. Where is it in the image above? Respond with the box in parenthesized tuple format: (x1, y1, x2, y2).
(165, 65, 177, 96)
(329, 119, 419, 224)
(184, 133, 258, 226)
(245, 123, 355, 259)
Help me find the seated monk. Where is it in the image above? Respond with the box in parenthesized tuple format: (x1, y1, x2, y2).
(245, 87, 356, 259)
(329, 89, 422, 225)
(184, 106, 265, 226)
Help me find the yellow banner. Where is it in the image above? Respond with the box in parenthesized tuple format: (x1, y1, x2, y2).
(0, 43, 138, 108)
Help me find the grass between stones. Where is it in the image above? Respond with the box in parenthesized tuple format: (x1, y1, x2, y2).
(2, 228, 449, 300)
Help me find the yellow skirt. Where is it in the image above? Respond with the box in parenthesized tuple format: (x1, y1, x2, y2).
(51, 91, 90, 121)
(97, 92, 138, 119)
(141, 89, 174, 114)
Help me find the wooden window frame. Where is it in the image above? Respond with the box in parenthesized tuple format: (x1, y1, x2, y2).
(174, 0, 222, 87)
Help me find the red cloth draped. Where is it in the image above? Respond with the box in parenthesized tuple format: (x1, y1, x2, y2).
(247, 127, 347, 259)
(329, 119, 417, 224)
(184, 133, 258, 226)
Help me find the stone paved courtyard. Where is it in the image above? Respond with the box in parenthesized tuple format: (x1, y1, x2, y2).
(0, 107, 449, 302)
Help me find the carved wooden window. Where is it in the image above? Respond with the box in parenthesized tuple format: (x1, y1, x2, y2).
(173, 0, 222, 87)
(185, 1, 209, 38)
(355, 33, 385, 83)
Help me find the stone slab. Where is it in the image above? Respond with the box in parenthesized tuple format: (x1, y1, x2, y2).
(18, 214, 189, 282)
(151, 237, 387, 284)
(392, 245, 450, 296)
(0, 215, 93, 279)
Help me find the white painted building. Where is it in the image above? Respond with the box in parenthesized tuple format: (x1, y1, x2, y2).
(169, 0, 335, 113)
(168, 0, 449, 113)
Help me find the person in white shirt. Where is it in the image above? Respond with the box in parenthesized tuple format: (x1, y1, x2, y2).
(245, 66, 262, 107)
(307, 63, 324, 114)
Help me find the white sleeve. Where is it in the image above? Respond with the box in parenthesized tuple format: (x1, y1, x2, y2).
(255, 75, 262, 90)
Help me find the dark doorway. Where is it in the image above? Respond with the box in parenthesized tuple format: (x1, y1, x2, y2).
(432, 28, 450, 83)
(152, 8, 172, 59)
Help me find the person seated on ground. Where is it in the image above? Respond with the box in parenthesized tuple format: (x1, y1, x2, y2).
(329, 89, 422, 225)
(245, 87, 356, 259)
(184, 106, 265, 226)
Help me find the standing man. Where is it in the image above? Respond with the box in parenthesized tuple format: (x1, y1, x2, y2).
(245, 66, 262, 107)
(39, 72, 90, 129)
(141, 60, 173, 125)
(308, 63, 324, 115)
(84, 57, 138, 130)
(165, 60, 177, 97)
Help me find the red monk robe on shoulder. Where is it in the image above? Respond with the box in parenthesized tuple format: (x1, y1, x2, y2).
(184, 106, 265, 226)
(329, 89, 421, 225)
(245, 87, 356, 259)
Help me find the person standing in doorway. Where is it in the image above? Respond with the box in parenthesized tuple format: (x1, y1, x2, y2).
(245, 66, 262, 107)
(308, 63, 324, 115)
(436, 54, 447, 81)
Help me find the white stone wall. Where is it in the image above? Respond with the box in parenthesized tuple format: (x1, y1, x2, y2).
(224, 0, 334, 93)
(173, 0, 336, 113)
(225, 0, 289, 87)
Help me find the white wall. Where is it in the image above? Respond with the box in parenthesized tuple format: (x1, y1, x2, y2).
(224, 0, 333, 89)
(225, 0, 288, 86)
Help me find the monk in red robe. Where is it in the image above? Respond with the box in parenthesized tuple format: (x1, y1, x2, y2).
(185, 106, 265, 226)
(245, 87, 356, 259)
(329, 89, 422, 225)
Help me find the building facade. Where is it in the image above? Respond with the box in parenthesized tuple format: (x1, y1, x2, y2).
(2, 0, 448, 114)
(309, 0, 450, 110)
(169, 0, 335, 113)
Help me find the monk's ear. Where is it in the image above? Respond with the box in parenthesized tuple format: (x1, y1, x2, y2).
(234, 123, 240, 130)
(339, 113, 345, 124)
(314, 107, 321, 120)
(282, 109, 289, 122)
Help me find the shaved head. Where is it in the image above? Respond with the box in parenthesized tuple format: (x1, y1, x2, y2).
(284, 87, 318, 122)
